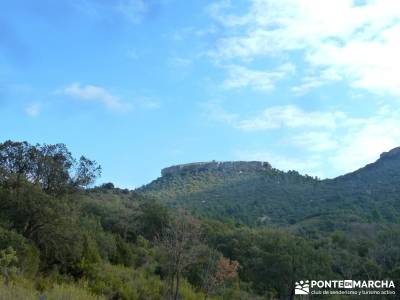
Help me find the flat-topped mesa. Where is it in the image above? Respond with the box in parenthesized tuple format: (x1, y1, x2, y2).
(161, 161, 272, 176)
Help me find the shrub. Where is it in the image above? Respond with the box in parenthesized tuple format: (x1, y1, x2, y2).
(88, 263, 166, 300)
(45, 283, 106, 300)
(0, 227, 39, 277)
(0, 282, 38, 300)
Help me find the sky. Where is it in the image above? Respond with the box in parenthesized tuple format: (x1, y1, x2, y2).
(1, 0, 400, 188)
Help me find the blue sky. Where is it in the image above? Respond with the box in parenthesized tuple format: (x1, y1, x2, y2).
(2, 0, 400, 188)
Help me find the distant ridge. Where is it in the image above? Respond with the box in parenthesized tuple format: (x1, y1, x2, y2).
(334, 146, 400, 183)
(161, 161, 272, 176)
(138, 146, 400, 226)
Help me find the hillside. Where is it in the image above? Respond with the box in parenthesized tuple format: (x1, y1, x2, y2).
(1, 141, 400, 300)
(334, 147, 400, 188)
(137, 150, 400, 226)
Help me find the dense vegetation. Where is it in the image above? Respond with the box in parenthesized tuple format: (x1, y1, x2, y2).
(0, 140, 399, 299)
(138, 151, 400, 227)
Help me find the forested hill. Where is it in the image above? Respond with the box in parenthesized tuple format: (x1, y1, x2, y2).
(1, 140, 400, 299)
(137, 149, 400, 226)
(334, 146, 400, 187)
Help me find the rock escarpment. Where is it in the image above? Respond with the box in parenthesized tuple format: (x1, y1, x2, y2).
(161, 161, 272, 176)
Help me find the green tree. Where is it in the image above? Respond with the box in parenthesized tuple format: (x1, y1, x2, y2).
(156, 212, 203, 300)
(0, 247, 19, 285)
(0, 141, 101, 196)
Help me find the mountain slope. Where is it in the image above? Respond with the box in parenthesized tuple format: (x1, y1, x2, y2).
(334, 147, 400, 188)
(137, 150, 400, 226)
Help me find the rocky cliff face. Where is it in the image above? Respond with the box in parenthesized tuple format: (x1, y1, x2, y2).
(161, 161, 272, 176)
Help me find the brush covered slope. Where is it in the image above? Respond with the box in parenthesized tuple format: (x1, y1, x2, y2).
(1, 141, 400, 300)
(138, 150, 400, 227)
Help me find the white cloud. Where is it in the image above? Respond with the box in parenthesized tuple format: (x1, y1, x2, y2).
(291, 78, 326, 95)
(203, 101, 238, 125)
(24, 103, 40, 117)
(206, 103, 347, 131)
(207, 101, 400, 176)
(60, 83, 128, 111)
(209, 0, 400, 95)
(286, 106, 400, 175)
(235, 149, 322, 176)
(223, 63, 295, 92)
(292, 69, 342, 95)
(59, 83, 161, 112)
(234, 111, 400, 177)
(204, 1, 400, 176)
(291, 131, 338, 152)
(329, 115, 400, 173)
(236, 105, 345, 131)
